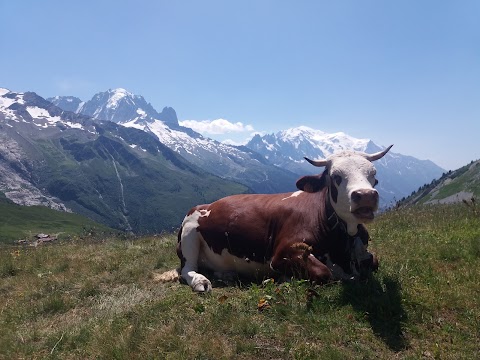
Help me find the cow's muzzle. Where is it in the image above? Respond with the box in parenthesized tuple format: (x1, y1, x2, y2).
(350, 189, 379, 221)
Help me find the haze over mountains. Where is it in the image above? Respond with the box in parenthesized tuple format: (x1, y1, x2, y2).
(0, 86, 446, 233)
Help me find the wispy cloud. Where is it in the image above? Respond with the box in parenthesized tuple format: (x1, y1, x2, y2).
(179, 118, 254, 135)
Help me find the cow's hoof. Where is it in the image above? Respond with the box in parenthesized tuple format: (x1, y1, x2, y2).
(192, 278, 212, 293)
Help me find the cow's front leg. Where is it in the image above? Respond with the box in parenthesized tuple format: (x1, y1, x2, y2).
(178, 223, 212, 293)
(271, 243, 333, 285)
(352, 236, 379, 279)
(356, 225, 379, 274)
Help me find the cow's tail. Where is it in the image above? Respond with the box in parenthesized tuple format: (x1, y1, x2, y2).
(152, 268, 181, 283)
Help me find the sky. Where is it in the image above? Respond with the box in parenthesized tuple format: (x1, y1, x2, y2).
(1, 1, 479, 170)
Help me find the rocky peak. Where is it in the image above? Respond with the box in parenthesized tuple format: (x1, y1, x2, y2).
(48, 95, 83, 113)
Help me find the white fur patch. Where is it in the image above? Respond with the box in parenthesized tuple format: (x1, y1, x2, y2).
(282, 190, 303, 201)
(199, 209, 211, 217)
(327, 154, 378, 235)
(182, 208, 211, 228)
(198, 237, 272, 279)
(180, 209, 215, 292)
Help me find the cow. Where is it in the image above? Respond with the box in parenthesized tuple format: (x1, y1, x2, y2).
(158, 145, 393, 292)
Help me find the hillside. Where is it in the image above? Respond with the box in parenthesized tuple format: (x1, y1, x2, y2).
(397, 159, 480, 206)
(1, 203, 479, 358)
(0, 197, 113, 244)
(50, 88, 300, 194)
(0, 89, 248, 233)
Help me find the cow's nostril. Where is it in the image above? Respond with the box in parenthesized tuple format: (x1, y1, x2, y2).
(351, 191, 362, 202)
(352, 189, 378, 203)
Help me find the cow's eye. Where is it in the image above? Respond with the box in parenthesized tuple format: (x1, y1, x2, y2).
(374, 179, 379, 187)
(333, 175, 342, 186)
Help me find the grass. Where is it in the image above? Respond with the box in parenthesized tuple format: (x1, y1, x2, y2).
(0, 199, 114, 244)
(0, 203, 479, 359)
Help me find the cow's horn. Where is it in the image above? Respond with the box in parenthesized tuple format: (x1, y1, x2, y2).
(364, 144, 393, 162)
(304, 157, 328, 167)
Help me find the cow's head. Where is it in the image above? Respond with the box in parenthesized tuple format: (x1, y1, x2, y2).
(296, 145, 393, 236)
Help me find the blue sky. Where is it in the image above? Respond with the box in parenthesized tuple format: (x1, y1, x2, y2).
(1, 1, 479, 170)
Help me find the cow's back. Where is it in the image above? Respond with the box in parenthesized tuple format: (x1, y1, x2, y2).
(189, 192, 322, 263)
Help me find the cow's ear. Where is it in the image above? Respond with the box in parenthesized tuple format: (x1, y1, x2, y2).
(296, 170, 327, 193)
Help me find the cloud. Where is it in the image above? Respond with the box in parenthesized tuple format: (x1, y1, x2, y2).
(179, 118, 254, 135)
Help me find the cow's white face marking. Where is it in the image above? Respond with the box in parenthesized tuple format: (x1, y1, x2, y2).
(282, 190, 303, 201)
(327, 153, 379, 235)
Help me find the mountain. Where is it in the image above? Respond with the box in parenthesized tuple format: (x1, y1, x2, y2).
(246, 126, 445, 207)
(52, 88, 299, 194)
(0, 88, 248, 233)
(397, 159, 480, 206)
(50, 88, 445, 206)
(50, 88, 181, 129)
(47, 95, 83, 113)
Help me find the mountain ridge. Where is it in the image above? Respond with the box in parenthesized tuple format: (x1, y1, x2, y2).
(247, 126, 445, 206)
(51, 89, 300, 194)
(46, 87, 444, 208)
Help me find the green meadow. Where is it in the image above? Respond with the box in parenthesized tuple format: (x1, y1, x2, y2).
(0, 203, 479, 359)
(0, 198, 114, 244)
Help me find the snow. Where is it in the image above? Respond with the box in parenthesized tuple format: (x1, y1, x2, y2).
(15, 94, 25, 105)
(27, 106, 50, 118)
(0, 92, 26, 109)
(122, 117, 246, 160)
(122, 119, 145, 131)
(76, 101, 85, 113)
(107, 88, 133, 109)
(21, 105, 85, 130)
(277, 126, 371, 157)
(64, 122, 83, 129)
(0, 95, 15, 109)
(136, 108, 147, 118)
(262, 139, 275, 151)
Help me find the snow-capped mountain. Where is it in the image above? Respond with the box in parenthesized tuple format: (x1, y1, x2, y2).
(247, 127, 445, 206)
(50, 88, 178, 127)
(47, 95, 83, 113)
(0, 88, 248, 233)
(51, 87, 445, 206)
(248, 126, 372, 172)
(52, 89, 299, 194)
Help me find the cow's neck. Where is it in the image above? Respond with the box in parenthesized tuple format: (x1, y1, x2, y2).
(325, 189, 359, 238)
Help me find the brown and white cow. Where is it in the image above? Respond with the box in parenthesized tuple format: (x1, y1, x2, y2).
(163, 145, 393, 292)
